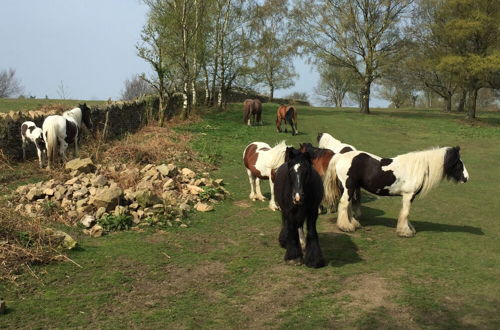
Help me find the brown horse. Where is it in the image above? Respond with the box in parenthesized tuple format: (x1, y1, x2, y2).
(243, 99, 263, 126)
(276, 105, 298, 135)
(298, 143, 334, 177)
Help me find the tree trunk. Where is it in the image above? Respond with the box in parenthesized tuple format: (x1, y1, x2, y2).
(457, 89, 467, 112)
(270, 85, 274, 102)
(191, 80, 197, 107)
(467, 88, 479, 120)
(180, 82, 189, 120)
(204, 65, 210, 105)
(158, 93, 166, 127)
(360, 79, 371, 114)
(443, 94, 452, 112)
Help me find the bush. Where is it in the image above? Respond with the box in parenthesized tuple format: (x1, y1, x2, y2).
(98, 214, 133, 232)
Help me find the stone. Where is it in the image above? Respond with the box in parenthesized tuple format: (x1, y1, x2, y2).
(76, 198, 89, 208)
(95, 207, 106, 219)
(179, 203, 191, 213)
(65, 177, 79, 185)
(80, 215, 96, 228)
(180, 224, 188, 228)
(214, 179, 224, 186)
(73, 187, 89, 199)
(135, 190, 163, 208)
(163, 178, 175, 190)
(93, 185, 123, 211)
(114, 205, 128, 216)
(89, 187, 97, 196)
(91, 175, 108, 187)
(186, 184, 203, 195)
(45, 229, 77, 250)
(27, 188, 44, 201)
(195, 203, 214, 212)
(67, 210, 79, 218)
(65, 157, 96, 173)
(89, 224, 103, 238)
(129, 202, 139, 210)
(43, 188, 55, 196)
(140, 164, 154, 173)
(181, 168, 196, 179)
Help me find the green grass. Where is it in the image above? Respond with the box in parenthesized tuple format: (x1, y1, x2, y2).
(0, 98, 105, 113)
(1, 104, 500, 328)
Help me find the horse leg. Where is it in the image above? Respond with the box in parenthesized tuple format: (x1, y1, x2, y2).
(36, 147, 43, 168)
(396, 193, 416, 237)
(348, 187, 362, 229)
(304, 208, 325, 268)
(74, 135, 79, 157)
(352, 187, 362, 218)
(284, 213, 303, 264)
(254, 178, 266, 201)
(298, 226, 306, 251)
(247, 170, 257, 201)
(59, 138, 68, 164)
(268, 178, 279, 211)
(276, 117, 281, 132)
(336, 190, 357, 232)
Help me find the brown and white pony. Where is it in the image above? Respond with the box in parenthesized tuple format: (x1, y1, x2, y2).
(42, 103, 93, 169)
(21, 121, 46, 168)
(323, 146, 469, 237)
(243, 99, 263, 126)
(276, 105, 298, 135)
(243, 141, 288, 211)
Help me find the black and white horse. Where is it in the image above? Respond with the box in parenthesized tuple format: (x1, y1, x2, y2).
(42, 103, 93, 169)
(323, 146, 469, 237)
(21, 121, 46, 168)
(275, 147, 325, 268)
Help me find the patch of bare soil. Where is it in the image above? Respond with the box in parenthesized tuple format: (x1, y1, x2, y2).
(234, 200, 252, 208)
(337, 273, 418, 328)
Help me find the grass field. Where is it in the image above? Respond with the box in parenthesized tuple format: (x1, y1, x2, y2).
(0, 98, 105, 113)
(1, 103, 499, 329)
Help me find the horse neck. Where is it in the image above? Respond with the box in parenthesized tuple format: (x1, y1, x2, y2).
(267, 142, 287, 169)
(321, 134, 342, 148)
(394, 148, 447, 196)
(64, 108, 82, 127)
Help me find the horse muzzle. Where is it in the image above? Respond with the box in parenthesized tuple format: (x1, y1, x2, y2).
(292, 193, 303, 205)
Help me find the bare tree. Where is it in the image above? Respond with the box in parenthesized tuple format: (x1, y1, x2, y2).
(315, 64, 359, 107)
(57, 80, 70, 100)
(0, 68, 23, 98)
(121, 74, 153, 100)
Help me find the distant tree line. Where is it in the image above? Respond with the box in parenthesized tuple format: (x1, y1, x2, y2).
(132, 0, 498, 123)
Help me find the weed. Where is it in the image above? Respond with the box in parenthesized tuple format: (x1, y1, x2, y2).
(98, 214, 133, 232)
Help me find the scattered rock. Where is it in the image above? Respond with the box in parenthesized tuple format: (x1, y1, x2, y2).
(65, 157, 96, 173)
(181, 168, 196, 179)
(93, 185, 123, 211)
(95, 207, 106, 219)
(195, 203, 214, 212)
(26, 188, 44, 201)
(80, 215, 96, 228)
(89, 224, 103, 238)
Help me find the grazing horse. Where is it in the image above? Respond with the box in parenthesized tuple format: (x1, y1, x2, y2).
(323, 146, 469, 237)
(42, 103, 93, 169)
(21, 121, 47, 168)
(243, 99, 263, 126)
(275, 147, 325, 268)
(276, 105, 298, 135)
(243, 141, 288, 211)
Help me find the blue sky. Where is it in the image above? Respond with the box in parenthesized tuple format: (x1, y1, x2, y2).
(0, 0, 387, 106)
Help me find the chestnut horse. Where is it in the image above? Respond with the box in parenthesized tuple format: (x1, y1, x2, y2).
(276, 105, 298, 135)
(243, 99, 263, 126)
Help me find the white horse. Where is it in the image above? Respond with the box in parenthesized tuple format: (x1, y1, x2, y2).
(317, 132, 356, 154)
(323, 146, 469, 237)
(243, 141, 288, 211)
(42, 103, 93, 169)
(21, 121, 47, 168)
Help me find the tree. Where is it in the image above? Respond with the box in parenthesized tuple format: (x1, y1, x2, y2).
(0, 68, 23, 98)
(284, 91, 309, 102)
(434, 0, 500, 119)
(121, 74, 153, 100)
(250, 0, 297, 101)
(56, 81, 70, 100)
(315, 64, 359, 107)
(293, 0, 412, 114)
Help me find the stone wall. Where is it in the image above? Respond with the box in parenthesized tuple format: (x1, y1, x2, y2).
(0, 98, 159, 161)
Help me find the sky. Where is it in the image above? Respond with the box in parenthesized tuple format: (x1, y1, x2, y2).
(0, 0, 388, 107)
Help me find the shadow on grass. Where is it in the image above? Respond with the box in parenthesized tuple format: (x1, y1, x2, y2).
(360, 205, 484, 235)
(319, 232, 362, 267)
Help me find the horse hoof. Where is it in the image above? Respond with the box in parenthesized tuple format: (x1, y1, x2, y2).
(285, 258, 303, 266)
(352, 219, 362, 228)
(338, 224, 356, 232)
(305, 258, 326, 268)
(396, 228, 416, 238)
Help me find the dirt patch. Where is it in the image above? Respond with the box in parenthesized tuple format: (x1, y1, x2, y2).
(337, 273, 417, 328)
(234, 200, 252, 208)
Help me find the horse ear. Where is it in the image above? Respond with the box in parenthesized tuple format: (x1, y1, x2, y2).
(455, 146, 460, 152)
(317, 133, 323, 143)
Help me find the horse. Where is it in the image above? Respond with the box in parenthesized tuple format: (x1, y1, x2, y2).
(243, 140, 288, 211)
(42, 103, 93, 169)
(316, 133, 362, 216)
(275, 147, 325, 268)
(317, 132, 356, 154)
(323, 146, 469, 237)
(243, 99, 263, 126)
(276, 105, 298, 135)
(21, 121, 47, 168)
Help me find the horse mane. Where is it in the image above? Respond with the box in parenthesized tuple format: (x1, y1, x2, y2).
(266, 140, 288, 170)
(63, 107, 82, 127)
(393, 147, 448, 197)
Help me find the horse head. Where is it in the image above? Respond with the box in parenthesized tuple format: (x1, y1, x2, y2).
(285, 147, 312, 205)
(79, 103, 93, 130)
(444, 146, 469, 183)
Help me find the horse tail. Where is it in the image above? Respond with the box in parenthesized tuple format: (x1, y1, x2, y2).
(285, 107, 294, 126)
(323, 155, 341, 208)
(43, 120, 58, 169)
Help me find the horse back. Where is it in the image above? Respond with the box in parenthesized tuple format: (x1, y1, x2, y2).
(311, 149, 334, 177)
(345, 152, 397, 196)
(244, 143, 271, 179)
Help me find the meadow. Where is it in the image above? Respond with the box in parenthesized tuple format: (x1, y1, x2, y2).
(1, 103, 499, 329)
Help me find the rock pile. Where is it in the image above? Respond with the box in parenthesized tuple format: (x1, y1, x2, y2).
(13, 158, 229, 235)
